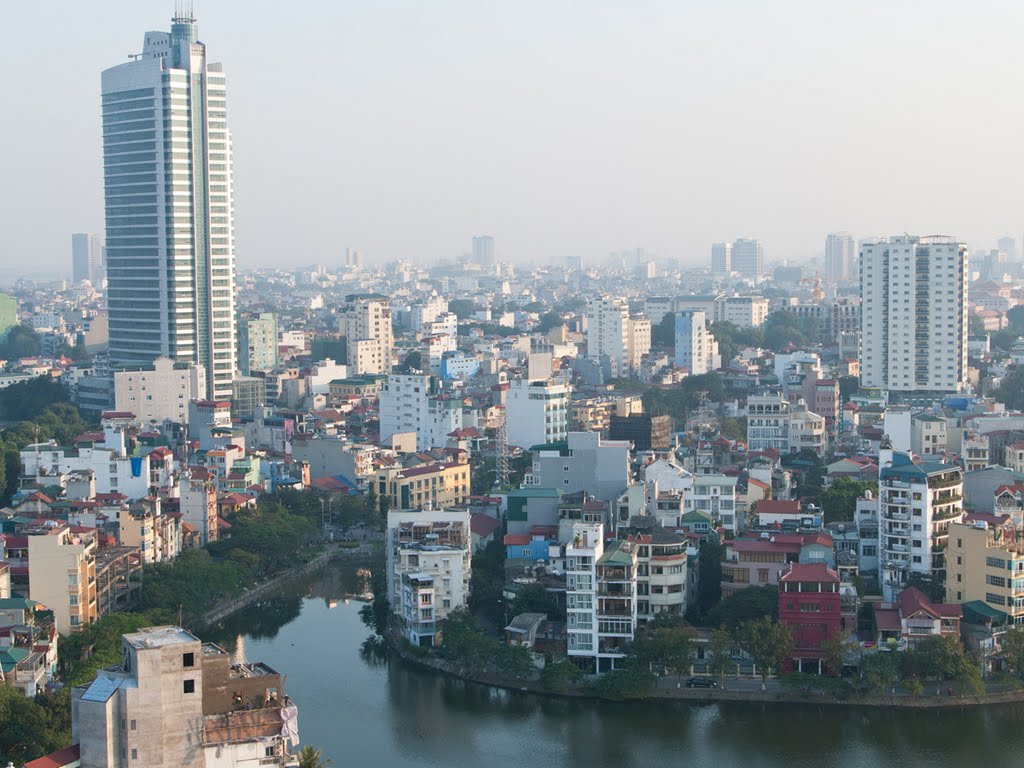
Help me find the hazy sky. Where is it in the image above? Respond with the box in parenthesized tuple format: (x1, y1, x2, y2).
(3, 0, 1024, 273)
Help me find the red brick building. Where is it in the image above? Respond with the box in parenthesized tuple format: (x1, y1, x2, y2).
(778, 562, 842, 674)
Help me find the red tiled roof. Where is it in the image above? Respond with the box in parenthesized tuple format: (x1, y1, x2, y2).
(756, 500, 801, 515)
(149, 446, 173, 459)
(874, 606, 902, 632)
(780, 562, 839, 583)
(504, 533, 531, 546)
(24, 744, 81, 768)
(470, 514, 501, 538)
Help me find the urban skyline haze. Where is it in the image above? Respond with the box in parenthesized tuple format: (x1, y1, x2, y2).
(4, 0, 1024, 273)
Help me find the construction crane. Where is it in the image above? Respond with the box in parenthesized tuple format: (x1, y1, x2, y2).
(800, 272, 824, 302)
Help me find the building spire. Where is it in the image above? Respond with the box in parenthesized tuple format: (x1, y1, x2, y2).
(172, 0, 196, 24)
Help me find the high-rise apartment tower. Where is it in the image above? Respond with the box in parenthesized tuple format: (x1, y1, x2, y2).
(101, 10, 236, 399)
(859, 235, 967, 393)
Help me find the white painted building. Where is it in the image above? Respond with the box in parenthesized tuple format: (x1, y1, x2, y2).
(113, 356, 206, 426)
(505, 377, 571, 448)
(860, 235, 968, 393)
(102, 12, 236, 400)
(688, 474, 740, 533)
(826, 231, 855, 282)
(343, 294, 394, 375)
(711, 242, 732, 275)
(731, 238, 764, 279)
(747, 393, 791, 452)
(585, 297, 651, 378)
(673, 310, 709, 375)
(878, 448, 964, 601)
(387, 509, 472, 647)
(379, 373, 463, 451)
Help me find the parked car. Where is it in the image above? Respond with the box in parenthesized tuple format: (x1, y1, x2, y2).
(685, 677, 717, 689)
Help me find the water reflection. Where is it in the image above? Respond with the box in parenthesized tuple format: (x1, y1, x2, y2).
(213, 560, 1024, 768)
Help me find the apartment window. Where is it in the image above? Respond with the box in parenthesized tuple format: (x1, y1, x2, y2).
(130, 719, 137, 730)
(986, 575, 1006, 588)
(182, 652, 194, 668)
(266, 746, 277, 758)
(183, 679, 195, 694)
(987, 593, 1007, 606)
(987, 556, 1007, 569)
(912, 556, 922, 564)
(132, 749, 138, 760)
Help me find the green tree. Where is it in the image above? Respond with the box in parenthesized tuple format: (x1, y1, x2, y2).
(995, 367, 1024, 411)
(585, 667, 655, 699)
(704, 585, 778, 631)
(838, 375, 859, 404)
(706, 627, 737, 688)
(1001, 626, 1024, 675)
(819, 479, 877, 523)
(395, 350, 422, 373)
(448, 299, 476, 320)
(297, 746, 333, 768)
(822, 632, 849, 677)
(719, 417, 747, 442)
(0, 685, 70, 766)
(536, 312, 564, 334)
(738, 616, 793, 686)
(652, 313, 675, 348)
(0, 325, 42, 360)
(861, 652, 900, 693)
(498, 643, 535, 678)
(510, 582, 558, 618)
(540, 657, 584, 692)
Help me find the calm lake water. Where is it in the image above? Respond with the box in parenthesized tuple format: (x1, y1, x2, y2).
(207, 561, 1024, 768)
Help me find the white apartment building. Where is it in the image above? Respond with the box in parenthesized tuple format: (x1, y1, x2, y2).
(878, 448, 964, 601)
(860, 235, 968, 393)
(72, 626, 299, 767)
(113, 356, 206, 425)
(387, 509, 471, 647)
(711, 242, 732, 275)
(379, 373, 464, 451)
(505, 377, 571, 448)
(628, 525, 689, 621)
(102, 12, 236, 400)
(731, 238, 764, 279)
(237, 312, 279, 376)
(674, 310, 709, 375)
(566, 523, 640, 673)
(72, 232, 105, 286)
(688, 474, 740, 533)
(22, 431, 152, 500)
(585, 296, 650, 378)
(715, 296, 770, 327)
(747, 393, 791, 452)
(789, 401, 827, 454)
(343, 294, 393, 375)
(408, 296, 449, 332)
(422, 333, 457, 376)
(825, 231, 856, 282)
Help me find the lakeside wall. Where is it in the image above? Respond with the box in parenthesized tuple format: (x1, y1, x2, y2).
(389, 640, 1024, 710)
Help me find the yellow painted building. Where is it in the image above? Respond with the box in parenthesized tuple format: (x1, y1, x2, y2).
(947, 517, 1024, 623)
(375, 454, 471, 511)
(27, 526, 98, 634)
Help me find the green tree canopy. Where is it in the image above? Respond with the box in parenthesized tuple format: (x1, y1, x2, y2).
(820, 479, 877, 523)
(704, 585, 779, 631)
(995, 367, 1024, 411)
(738, 616, 793, 684)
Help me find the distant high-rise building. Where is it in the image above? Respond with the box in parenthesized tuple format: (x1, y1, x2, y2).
(472, 235, 495, 267)
(343, 294, 393, 375)
(71, 233, 105, 286)
(673, 310, 708, 375)
(585, 296, 649, 378)
(731, 238, 764, 278)
(859, 235, 968, 393)
(238, 312, 279, 376)
(101, 10, 236, 400)
(825, 232, 855, 281)
(998, 236, 1017, 263)
(711, 242, 732, 275)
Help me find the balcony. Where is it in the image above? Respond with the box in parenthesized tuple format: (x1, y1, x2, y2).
(885, 543, 910, 554)
(598, 585, 634, 597)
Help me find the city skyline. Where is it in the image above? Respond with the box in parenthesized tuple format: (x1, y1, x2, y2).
(4, 1, 1024, 273)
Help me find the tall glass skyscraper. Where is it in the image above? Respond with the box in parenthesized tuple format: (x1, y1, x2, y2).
(101, 9, 236, 399)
